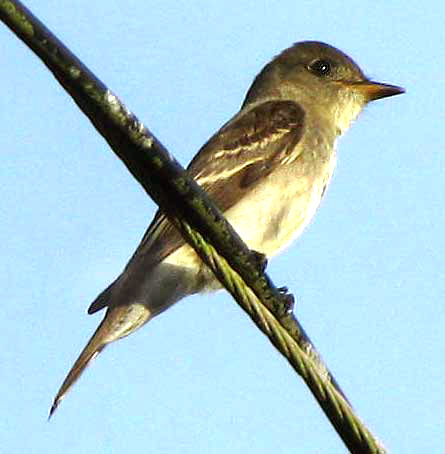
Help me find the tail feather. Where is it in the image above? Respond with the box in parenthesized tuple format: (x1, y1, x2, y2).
(49, 303, 151, 419)
(49, 319, 109, 419)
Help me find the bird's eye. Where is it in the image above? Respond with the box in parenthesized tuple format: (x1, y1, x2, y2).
(308, 59, 332, 76)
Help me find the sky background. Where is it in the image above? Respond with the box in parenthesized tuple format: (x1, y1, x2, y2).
(1, 1, 443, 453)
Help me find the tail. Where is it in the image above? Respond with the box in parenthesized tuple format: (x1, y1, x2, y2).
(49, 303, 151, 419)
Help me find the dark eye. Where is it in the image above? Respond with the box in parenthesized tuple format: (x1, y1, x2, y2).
(308, 59, 332, 76)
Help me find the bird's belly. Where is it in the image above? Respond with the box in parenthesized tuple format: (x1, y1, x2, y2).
(226, 163, 335, 257)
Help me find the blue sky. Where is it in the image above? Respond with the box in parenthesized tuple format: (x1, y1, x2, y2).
(1, 1, 443, 453)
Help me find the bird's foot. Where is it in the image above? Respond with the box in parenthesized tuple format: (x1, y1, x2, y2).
(250, 250, 268, 273)
(277, 286, 295, 314)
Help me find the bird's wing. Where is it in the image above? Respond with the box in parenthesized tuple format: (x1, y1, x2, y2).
(140, 100, 305, 262)
(88, 100, 304, 313)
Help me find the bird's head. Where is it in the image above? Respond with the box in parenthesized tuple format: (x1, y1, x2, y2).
(244, 41, 404, 135)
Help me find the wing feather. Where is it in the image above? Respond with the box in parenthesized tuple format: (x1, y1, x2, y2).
(131, 100, 304, 267)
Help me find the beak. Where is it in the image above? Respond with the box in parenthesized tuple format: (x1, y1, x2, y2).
(352, 80, 405, 101)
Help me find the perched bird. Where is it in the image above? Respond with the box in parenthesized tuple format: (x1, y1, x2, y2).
(49, 41, 404, 417)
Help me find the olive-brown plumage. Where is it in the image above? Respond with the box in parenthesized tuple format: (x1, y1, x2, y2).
(49, 41, 403, 418)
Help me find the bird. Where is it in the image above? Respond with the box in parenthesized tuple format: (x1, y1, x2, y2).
(49, 40, 404, 417)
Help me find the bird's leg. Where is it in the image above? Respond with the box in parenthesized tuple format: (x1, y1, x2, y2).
(249, 250, 295, 315)
(249, 250, 268, 273)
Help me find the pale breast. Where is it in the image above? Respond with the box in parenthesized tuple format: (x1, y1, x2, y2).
(223, 134, 337, 257)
